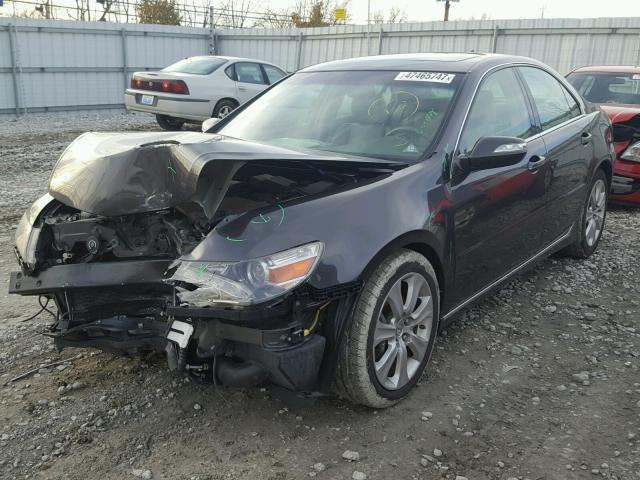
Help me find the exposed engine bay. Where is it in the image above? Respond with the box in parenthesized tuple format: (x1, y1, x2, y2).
(36, 204, 205, 269)
(11, 131, 400, 393)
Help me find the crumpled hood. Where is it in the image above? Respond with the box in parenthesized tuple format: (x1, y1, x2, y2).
(599, 104, 640, 124)
(48, 131, 392, 218)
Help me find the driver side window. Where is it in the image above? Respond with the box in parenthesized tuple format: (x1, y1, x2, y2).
(459, 68, 536, 155)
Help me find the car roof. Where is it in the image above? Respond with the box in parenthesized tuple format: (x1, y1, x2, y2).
(571, 65, 640, 74)
(186, 55, 280, 66)
(300, 53, 543, 73)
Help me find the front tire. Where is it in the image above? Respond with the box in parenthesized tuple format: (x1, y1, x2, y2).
(156, 114, 185, 131)
(562, 169, 608, 258)
(335, 250, 440, 408)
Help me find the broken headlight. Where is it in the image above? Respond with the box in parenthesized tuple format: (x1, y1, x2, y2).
(15, 194, 54, 269)
(621, 141, 640, 163)
(169, 242, 323, 306)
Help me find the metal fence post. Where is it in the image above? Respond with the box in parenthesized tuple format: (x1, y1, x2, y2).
(295, 31, 304, 71)
(121, 28, 129, 90)
(209, 6, 215, 54)
(7, 23, 23, 116)
(377, 27, 384, 55)
(491, 25, 500, 53)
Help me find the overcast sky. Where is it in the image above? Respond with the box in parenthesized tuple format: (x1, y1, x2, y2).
(270, 0, 640, 24)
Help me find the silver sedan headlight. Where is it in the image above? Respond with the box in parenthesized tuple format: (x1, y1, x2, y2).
(168, 242, 323, 306)
(15, 194, 54, 269)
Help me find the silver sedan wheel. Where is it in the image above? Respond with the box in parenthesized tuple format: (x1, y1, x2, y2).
(585, 178, 606, 247)
(217, 105, 234, 118)
(373, 272, 434, 390)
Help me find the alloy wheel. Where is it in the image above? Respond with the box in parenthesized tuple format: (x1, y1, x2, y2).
(217, 105, 233, 118)
(373, 272, 434, 390)
(585, 178, 606, 247)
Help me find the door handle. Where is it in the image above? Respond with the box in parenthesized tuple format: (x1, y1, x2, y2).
(238, 86, 247, 91)
(581, 132, 592, 145)
(527, 155, 547, 171)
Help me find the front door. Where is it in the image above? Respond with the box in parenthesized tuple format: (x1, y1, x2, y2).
(234, 62, 268, 104)
(448, 66, 550, 304)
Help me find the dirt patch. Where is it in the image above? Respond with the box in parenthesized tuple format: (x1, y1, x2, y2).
(0, 112, 638, 480)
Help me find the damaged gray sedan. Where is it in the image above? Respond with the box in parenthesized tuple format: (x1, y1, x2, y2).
(10, 54, 613, 407)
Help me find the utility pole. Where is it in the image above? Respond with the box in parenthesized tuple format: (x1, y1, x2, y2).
(437, 0, 459, 22)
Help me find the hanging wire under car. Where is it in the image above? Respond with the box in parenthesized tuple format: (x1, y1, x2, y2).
(20, 296, 57, 323)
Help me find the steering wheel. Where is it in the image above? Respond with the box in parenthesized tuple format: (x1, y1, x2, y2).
(385, 126, 424, 146)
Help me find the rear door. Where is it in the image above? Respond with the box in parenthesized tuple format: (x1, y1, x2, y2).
(517, 66, 592, 244)
(234, 62, 268, 103)
(450, 66, 549, 303)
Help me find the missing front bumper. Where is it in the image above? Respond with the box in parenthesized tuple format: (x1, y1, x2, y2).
(9, 260, 333, 392)
(9, 259, 173, 295)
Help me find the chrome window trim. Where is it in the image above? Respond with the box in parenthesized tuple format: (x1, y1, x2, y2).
(452, 62, 587, 173)
(523, 113, 587, 142)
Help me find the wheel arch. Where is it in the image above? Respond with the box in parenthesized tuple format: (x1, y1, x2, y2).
(358, 230, 448, 309)
(596, 157, 613, 187)
(212, 97, 239, 116)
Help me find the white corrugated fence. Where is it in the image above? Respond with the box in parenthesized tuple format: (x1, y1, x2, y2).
(2, 16, 640, 114)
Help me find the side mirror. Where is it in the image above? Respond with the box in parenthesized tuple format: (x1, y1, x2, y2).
(456, 136, 527, 173)
(202, 117, 221, 133)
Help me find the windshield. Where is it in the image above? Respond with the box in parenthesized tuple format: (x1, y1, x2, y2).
(164, 57, 227, 75)
(567, 71, 640, 105)
(218, 70, 462, 161)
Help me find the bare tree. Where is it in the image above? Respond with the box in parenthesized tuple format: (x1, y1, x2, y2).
(372, 6, 406, 24)
(257, 0, 350, 28)
(97, 0, 116, 21)
(71, 0, 91, 21)
(257, 8, 294, 28)
(213, 0, 254, 28)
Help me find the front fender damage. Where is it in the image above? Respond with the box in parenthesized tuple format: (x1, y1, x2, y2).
(11, 131, 401, 393)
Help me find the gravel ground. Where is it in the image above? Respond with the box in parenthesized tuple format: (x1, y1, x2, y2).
(0, 112, 639, 480)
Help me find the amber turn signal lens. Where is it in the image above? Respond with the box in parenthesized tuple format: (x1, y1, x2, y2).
(268, 258, 315, 285)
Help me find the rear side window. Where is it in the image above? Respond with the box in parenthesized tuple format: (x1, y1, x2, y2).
(235, 63, 265, 84)
(263, 65, 286, 84)
(163, 57, 226, 75)
(459, 67, 536, 154)
(519, 67, 581, 130)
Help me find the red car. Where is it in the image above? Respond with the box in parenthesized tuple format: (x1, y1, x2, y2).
(567, 66, 640, 205)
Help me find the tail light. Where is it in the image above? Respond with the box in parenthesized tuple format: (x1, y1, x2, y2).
(131, 77, 143, 89)
(130, 76, 189, 95)
(161, 80, 189, 94)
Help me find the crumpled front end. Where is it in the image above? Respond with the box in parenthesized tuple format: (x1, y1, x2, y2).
(602, 106, 640, 205)
(9, 131, 398, 392)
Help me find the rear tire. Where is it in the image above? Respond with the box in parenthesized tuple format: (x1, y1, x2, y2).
(334, 250, 439, 408)
(561, 169, 608, 258)
(213, 99, 238, 119)
(156, 115, 185, 131)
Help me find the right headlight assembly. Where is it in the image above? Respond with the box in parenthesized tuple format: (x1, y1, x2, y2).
(621, 141, 640, 163)
(168, 242, 323, 306)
